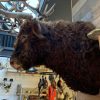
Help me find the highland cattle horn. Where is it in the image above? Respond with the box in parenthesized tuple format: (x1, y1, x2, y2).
(87, 29, 100, 49)
(32, 20, 45, 39)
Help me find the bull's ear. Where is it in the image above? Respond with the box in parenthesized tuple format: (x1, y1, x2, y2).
(32, 21, 45, 39)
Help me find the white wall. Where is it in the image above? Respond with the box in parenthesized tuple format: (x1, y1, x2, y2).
(72, 0, 100, 27)
(0, 72, 41, 100)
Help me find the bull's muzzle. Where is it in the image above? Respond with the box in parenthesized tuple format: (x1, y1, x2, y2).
(10, 58, 24, 71)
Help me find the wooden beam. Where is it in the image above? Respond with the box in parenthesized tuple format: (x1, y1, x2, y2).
(0, 9, 33, 19)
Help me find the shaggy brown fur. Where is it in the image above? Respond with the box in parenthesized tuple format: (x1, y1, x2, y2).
(10, 20, 100, 95)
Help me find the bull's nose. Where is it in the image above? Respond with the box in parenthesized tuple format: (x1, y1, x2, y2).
(10, 59, 20, 70)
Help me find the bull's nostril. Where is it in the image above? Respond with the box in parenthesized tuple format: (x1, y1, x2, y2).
(10, 60, 14, 65)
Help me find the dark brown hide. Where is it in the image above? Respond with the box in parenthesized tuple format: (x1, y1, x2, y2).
(10, 20, 100, 95)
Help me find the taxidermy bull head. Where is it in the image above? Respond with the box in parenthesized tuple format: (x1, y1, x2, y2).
(0, 0, 100, 95)
(10, 19, 100, 95)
